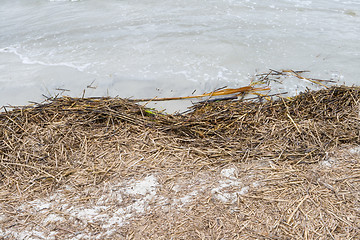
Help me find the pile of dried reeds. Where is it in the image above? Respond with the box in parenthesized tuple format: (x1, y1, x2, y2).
(0, 84, 359, 239)
(168, 86, 360, 162)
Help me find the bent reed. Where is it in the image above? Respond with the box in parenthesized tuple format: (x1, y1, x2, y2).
(1, 85, 359, 239)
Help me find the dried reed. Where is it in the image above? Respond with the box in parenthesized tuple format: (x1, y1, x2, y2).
(0, 82, 359, 239)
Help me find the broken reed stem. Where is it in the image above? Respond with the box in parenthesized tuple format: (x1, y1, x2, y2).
(287, 195, 309, 224)
(129, 86, 270, 102)
(287, 70, 329, 89)
(1, 162, 57, 180)
(287, 113, 302, 134)
(0, 83, 360, 239)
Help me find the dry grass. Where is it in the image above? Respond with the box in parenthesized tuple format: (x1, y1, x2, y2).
(0, 85, 360, 239)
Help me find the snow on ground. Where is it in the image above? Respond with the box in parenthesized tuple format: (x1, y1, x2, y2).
(320, 145, 360, 168)
(1, 146, 358, 239)
(211, 167, 250, 203)
(1, 175, 160, 239)
(0, 167, 258, 240)
(349, 146, 360, 155)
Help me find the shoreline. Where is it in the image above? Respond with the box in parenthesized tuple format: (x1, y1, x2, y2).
(1, 85, 359, 239)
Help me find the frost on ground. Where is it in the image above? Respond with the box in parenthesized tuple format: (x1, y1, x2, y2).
(0, 166, 259, 240)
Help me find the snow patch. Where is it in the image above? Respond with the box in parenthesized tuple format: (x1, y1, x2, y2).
(321, 157, 336, 168)
(212, 167, 249, 203)
(2, 175, 160, 239)
(177, 191, 198, 206)
(349, 146, 360, 155)
(220, 167, 237, 179)
(172, 184, 181, 192)
(68, 205, 107, 221)
(10, 230, 46, 240)
(238, 186, 249, 195)
(44, 213, 65, 224)
(26, 199, 52, 212)
(125, 175, 158, 196)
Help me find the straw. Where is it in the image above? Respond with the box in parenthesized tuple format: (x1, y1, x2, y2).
(0, 73, 359, 239)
